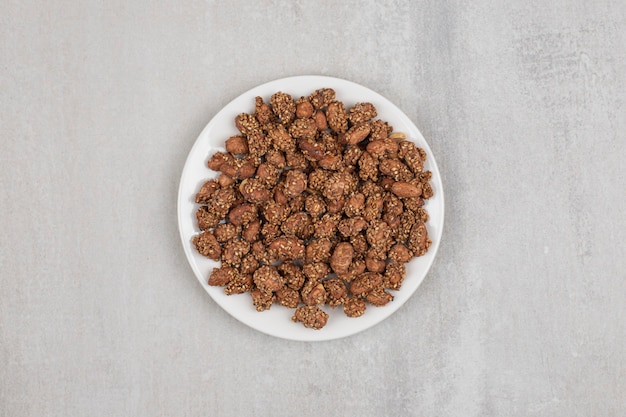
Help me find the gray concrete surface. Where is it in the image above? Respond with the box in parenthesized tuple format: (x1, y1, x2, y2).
(1, 1, 625, 416)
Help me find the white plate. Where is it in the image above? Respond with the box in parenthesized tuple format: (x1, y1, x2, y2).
(177, 75, 444, 341)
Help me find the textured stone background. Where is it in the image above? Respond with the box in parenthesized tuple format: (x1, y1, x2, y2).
(1, 1, 625, 416)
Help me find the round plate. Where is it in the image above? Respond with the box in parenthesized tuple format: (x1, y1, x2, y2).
(177, 75, 444, 341)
